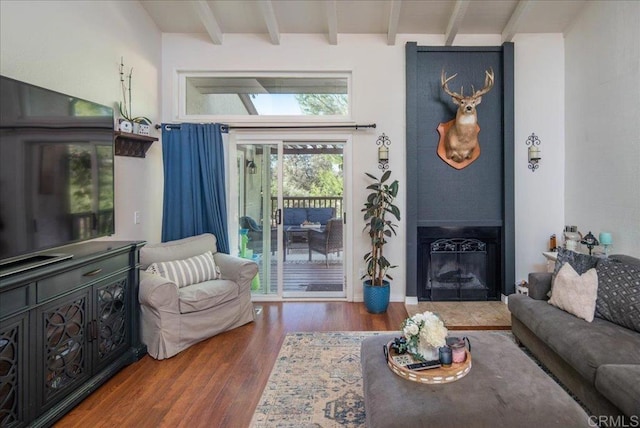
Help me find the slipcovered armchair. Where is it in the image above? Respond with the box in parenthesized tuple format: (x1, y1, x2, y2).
(308, 218, 343, 266)
(139, 233, 258, 360)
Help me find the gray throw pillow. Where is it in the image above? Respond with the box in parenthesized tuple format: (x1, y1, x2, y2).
(549, 248, 600, 297)
(595, 260, 640, 333)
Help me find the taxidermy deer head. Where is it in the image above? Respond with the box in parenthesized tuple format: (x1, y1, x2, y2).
(440, 68, 494, 164)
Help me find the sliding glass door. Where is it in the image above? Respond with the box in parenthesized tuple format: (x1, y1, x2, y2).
(234, 137, 345, 300)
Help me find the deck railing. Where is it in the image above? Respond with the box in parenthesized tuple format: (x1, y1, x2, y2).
(270, 196, 343, 220)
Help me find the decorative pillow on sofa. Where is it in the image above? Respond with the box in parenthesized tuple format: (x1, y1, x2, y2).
(549, 248, 600, 297)
(594, 259, 640, 333)
(146, 251, 220, 288)
(548, 263, 598, 322)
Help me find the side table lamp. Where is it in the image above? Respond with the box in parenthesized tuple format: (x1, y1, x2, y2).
(581, 231, 599, 256)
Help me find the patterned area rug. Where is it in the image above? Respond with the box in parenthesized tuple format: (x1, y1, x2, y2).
(250, 331, 384, 427)
(252, 331, 593, 427)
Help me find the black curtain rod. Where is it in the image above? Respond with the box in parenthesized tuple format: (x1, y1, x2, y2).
(155, 123, 376, 131)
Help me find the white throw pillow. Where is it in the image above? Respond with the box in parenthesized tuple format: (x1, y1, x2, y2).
(146, 250, 220, 288)
(548, 263, 598, 322)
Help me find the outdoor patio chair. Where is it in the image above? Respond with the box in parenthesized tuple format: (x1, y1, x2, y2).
(240, 216, 276, 254)
(308, 218, 343, 267)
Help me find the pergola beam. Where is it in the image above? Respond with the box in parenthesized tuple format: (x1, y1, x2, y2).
(258, 0, 281, 45)
(192, 0, 223, 45)
(444, 0, 470, 46)
(387, 0, 402, 46)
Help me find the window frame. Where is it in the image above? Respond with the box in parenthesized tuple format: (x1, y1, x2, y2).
(176, 71, 353, 123)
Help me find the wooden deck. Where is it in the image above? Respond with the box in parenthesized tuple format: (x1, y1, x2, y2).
(254, 248, 343, 294)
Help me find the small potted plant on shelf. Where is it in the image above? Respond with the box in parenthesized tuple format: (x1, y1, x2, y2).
(118, 57, 151, 134)
(361, 170, 400, 313)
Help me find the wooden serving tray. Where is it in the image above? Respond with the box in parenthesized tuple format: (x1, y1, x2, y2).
(385, 341, 472, 384)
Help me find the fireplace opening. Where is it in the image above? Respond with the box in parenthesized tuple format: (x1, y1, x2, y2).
(418, 227, 501, 301)
(430, 238, 488, 300)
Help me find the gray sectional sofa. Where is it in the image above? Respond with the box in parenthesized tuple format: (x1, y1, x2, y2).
(509, 252, 640, 420)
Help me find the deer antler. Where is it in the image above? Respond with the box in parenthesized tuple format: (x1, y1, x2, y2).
(441, 69, 464, 99)
(471, 68, 494, 98)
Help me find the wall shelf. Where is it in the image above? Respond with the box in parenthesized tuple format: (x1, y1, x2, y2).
(114, 131, 158, 158)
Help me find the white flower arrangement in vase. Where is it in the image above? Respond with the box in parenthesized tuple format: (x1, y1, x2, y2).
(401, 311, 448, 361)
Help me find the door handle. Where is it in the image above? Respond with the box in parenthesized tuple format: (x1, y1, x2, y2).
(276, 208, 282, 225)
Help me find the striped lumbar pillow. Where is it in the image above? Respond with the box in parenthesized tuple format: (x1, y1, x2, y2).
(146, 251, 220, 288)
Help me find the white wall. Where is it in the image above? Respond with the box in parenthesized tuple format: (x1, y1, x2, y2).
(565, 1, 640, 258)
(0, 1, 576, 296)
(162, 32, 564, 301)
(162, 33, 416, 302)
(0, 0, 163, 245)
(513, 34, 566, 281)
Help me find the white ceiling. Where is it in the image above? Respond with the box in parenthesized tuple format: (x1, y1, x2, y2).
(140, 0, 587, 45)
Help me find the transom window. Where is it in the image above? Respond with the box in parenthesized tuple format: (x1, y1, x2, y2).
(179, 72, 351, 120)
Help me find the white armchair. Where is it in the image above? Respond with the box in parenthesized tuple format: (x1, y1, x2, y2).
(139, 233, 257, 359)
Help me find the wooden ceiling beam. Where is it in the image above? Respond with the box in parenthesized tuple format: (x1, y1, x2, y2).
(502, 0, 532, 43)
(326, 0, 338, 45)
(192, 0, 223, 45)
(387, 0, 402, 46)
(444, 0, 470, 46)
(258, 0, 281, 45)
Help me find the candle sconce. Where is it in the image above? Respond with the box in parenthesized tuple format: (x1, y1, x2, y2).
(377, 133, 390, 171)
(526, 133, 541, 172)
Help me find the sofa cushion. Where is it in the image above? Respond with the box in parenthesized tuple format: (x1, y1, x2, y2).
(509, 294, 640, 383)
(595, 259, 640, 333)
(283, 208, 307, 226)
(595, 364, 640, 418)
(548, 264, 598, 322)
(178, 279, 238, 313)
(140, 233, 218, 269)
(550, 248, 600, 297)
(307, 207, 334, 225)
(147, 251, 220, 288)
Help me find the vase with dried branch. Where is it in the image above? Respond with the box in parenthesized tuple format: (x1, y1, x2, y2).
(118, 57, 151, 134)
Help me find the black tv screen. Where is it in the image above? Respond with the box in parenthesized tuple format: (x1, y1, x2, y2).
(0, 75, 115, 262)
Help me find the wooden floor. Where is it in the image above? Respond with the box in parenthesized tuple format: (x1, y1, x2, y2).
(55, 302, 408, 428)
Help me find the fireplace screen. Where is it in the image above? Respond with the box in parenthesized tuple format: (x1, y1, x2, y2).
(428, 238, 488, 300)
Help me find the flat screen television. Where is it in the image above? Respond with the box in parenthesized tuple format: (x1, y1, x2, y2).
(0, 75, 115, 266)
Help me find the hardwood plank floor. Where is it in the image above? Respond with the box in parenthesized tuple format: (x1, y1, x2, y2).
(55, 302, 408, 428)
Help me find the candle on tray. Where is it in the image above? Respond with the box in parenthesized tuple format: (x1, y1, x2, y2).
(439, 346, 452, 367)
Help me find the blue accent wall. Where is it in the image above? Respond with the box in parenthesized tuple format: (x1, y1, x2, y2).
(405, 43, 515, 298)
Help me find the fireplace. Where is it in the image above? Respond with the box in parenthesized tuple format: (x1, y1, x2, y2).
(418, 227, 501, 301)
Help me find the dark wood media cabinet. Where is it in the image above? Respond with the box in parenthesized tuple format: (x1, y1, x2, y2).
(0, 241, 146, 427)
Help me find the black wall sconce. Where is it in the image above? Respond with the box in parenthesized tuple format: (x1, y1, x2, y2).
(526, 133, 541, 172)
(246, 160, 257, 174)
(377, 133, 390, 171)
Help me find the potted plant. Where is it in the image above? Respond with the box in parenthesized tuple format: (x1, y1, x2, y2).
(361, 170, 400, 313)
